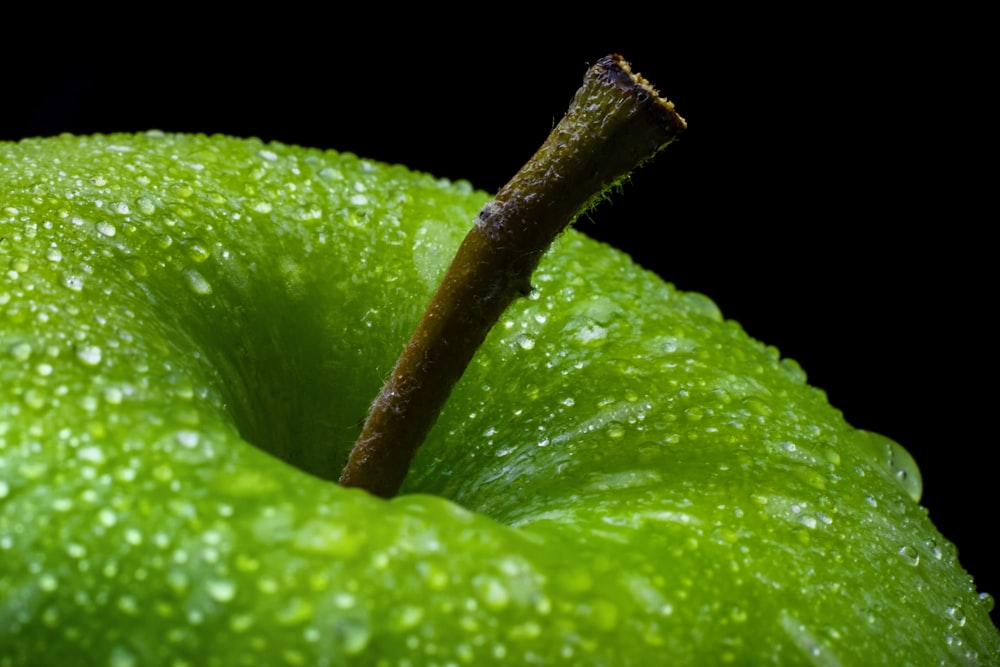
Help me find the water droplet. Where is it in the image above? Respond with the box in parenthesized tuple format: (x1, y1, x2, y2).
(10, 341, 32, 362)
(946, 605, 966, 627)
(180, 237, 211, 263)
(516, 335, 535, 350)
(63, 274, 84, 292)
(207, 579, 237, 603)
(606, 421, 626, 439)
(0, 481, 9, 499)
(277, 597, 315, 625)
(169, 183, 194, 199)
(978, 592, 995, 612)
(176, 431, 200, 448)
(898, 545, 920, 566)
(117, 595, 138, 615)
(111, 202, 130, 215)
(887, 439, 922, 502)
(39, 573, 58, 592)
(77, 446, 105, 464)
(76, 344, 103, 366)
(337, 613, 372, 655)
(95, 221, 116, 237)
(182, 268, 213, 295)
(109, 645, 137, 667)
(136, 197, 156, 215)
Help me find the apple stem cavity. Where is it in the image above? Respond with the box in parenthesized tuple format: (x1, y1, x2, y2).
(338, 54, 687, 498)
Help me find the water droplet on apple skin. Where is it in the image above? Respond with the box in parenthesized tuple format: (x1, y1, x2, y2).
(899, 544, 920, 566)
(179, 237, 211, 263)
(182, 268, 213, 295)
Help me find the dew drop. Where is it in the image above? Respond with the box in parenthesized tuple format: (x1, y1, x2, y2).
(123, 257, 148, 278)
(0, 480, 9, 499)
(76, 345, 103, 366)
(109, 645, 137, 667)
(170, 183, 194, 199)
(136, 197, 156, 215)
(103, 386, 124, 405)
(887, 440, 922, 502)
(78, 446, 106, 464)
(10, 341, 32, 362)
(63, 274, 84, 292)
(337, 614, 372, 655)
(978, 592, 995, 612)
(95, 221, 117, 237)
(898, 544, 920, 566)
(946, 605, 966, 627)
(182, 268, 213, 295)
(117, 595, 138, 615)
(180, 237, 211, 263)
(207, 579, 237, 603)
(606, 421, 626, 439)
(516, 335, 536, 350)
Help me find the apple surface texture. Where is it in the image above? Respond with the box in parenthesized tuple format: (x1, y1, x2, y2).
(1, 132, 998, 665)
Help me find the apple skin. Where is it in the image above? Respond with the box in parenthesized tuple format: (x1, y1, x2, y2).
(1, 132, 998, 665)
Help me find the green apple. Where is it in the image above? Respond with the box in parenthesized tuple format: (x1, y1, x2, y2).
(1, 123, 997, 666)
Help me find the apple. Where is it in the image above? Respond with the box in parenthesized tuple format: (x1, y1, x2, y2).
(2, 59, 998, 666)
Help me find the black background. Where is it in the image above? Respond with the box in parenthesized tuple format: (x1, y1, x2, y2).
(3, 12, 994, 626)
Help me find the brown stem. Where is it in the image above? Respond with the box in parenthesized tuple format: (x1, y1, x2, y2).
(338, 54, 687, 498)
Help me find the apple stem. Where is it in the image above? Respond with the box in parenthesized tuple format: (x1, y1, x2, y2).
(338, 54, 687, 498)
